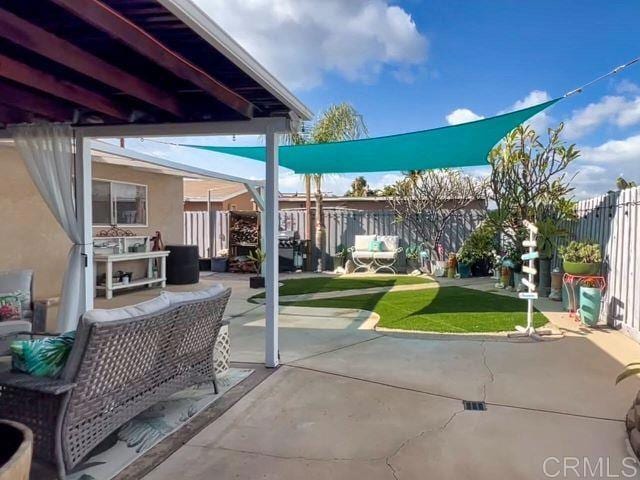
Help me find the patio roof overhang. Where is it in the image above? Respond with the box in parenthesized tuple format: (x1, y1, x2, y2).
(0, 0, 307, 368)
(180, 99, 560, 173)
(0, 0, 311, 128)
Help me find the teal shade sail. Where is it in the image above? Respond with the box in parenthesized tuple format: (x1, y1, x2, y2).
(183, 99, 559, 174)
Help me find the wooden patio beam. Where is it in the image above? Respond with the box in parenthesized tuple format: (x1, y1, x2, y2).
(51, 0, 256, 119)
(0, 54, 130, 121)
(0, 8, 185, 118)
(0, 82, 74, 120)
(0, 103, 33, 125)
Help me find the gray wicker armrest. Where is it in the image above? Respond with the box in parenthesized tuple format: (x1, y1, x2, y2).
(0, 371, 75, 395)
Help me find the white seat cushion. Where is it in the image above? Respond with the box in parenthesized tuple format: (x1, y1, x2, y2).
(354, 235, 377, 251)
(162, 284, 226, 306)
(84, 295, 171, 322)
(374, 251, 397, 260)
(352, 250, 375, 259)
(378, 235, 399, 252)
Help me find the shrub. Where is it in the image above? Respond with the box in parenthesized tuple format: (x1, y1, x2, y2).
(459, 223, 499, 265)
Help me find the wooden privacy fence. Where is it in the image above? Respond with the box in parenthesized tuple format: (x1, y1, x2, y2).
(185, 208, 485, 267)
(552, 186, 640, 338)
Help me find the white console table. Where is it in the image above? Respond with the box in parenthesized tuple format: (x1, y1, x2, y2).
(94, 250, 169, 299)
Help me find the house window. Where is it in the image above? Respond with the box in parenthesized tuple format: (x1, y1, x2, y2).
(92, 179, 148, 226)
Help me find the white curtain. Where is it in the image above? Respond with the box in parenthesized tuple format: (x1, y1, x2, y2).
(9, 123, 84, 332)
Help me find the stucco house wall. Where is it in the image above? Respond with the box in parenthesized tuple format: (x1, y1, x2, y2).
(184, 191, 257, 212)
(0, 145, 184, 304)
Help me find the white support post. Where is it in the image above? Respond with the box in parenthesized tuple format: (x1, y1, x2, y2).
(75, 134, 94, 314)
(264, 127, 279, 367)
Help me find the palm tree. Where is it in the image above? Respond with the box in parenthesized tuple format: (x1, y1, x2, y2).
(287, 103, 367, 271)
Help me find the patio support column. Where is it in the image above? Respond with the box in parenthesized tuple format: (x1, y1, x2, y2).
(264, 125, 279, 367)
(74, 133, 94, 314)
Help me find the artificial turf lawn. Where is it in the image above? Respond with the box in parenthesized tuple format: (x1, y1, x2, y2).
(252, 275, 432, 299)
(284, 286, 549, 333)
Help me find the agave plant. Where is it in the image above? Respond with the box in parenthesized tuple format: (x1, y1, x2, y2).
(247, 249, 266, 275)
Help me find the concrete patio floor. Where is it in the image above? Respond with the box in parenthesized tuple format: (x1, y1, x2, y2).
(100, 273, 640, 479)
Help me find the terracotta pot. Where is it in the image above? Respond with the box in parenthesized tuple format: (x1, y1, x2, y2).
(551, 271, 563, 290)
(0, 420, 32, 480)
(501, 267, 511, 286)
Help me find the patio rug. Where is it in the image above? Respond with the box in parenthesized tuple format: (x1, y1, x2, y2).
(68, 368, 254, 480)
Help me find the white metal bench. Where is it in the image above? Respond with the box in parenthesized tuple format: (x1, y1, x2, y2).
(348, 235, 403, 274)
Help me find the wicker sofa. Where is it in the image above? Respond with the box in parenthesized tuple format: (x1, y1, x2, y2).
(0, 284, 231, 479)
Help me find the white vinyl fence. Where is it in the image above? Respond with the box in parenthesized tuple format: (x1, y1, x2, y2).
(555, 186, 640, 338)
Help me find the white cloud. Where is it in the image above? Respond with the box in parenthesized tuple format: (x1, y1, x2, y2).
(447, 90, 552, 133)
(193, 0, 427, 90)
(615, 79, 640, 95)
(506, 90, 553, 133)
(579, 133, 640, 164)
(445, 108, 484, 125)
(569, 133, 640, 198)
(562, 95, 638, 139)
(616, 97, 640, 127)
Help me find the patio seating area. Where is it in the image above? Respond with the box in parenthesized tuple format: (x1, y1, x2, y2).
(10, 271, 635, 479)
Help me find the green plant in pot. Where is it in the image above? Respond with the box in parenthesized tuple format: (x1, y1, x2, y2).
(461, 223, 499, 277)
(578, 277, 601, 326)
(456, 246, 473, 278)
(248, 249, 266, 289)
(334, 244, 349, 269)
(536, 218, 569, 297)
(559, 241, 602, 275)
(405, 244, 423, 273)
(503, 245, 522, 288)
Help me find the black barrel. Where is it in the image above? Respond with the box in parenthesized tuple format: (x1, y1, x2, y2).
(165, 244, 199, 284)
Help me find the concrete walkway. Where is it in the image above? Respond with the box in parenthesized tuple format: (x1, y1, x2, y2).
(135, 274, 640, 479)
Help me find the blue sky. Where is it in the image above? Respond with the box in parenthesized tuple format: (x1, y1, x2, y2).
(120, 0, 640, 199)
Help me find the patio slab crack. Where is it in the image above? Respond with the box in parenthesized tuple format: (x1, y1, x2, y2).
(385, 407, 465, 479)
(481, 340, 495, 402)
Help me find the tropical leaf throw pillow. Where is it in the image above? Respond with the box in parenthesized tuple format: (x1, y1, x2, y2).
(10, 331, 76, 378)
(369, 240, 384, 252)
(0, 293, 22, 321)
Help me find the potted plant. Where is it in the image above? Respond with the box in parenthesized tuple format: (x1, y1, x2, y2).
(0, 420, 32, 480)
(405, 244, 422, 273)
(536, 219, 569, 297)
(461, 223, 499, 277)
(559, 241, 602, 275)
(334, 244, 349, 269)
(447, 252, 457, 279)
(456, 246, 473, 278)
(248, 249, 266, 289)
(503, 245, 523, 289)
(578, 278, 601, 326)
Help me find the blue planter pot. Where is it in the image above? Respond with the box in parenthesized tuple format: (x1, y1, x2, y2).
(578, 286, 601, 326)
(458, 263, 471, 278)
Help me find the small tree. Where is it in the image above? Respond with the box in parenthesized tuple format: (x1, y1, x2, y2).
(389, 169, 487, 261)
(487, 124, 579, 250)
